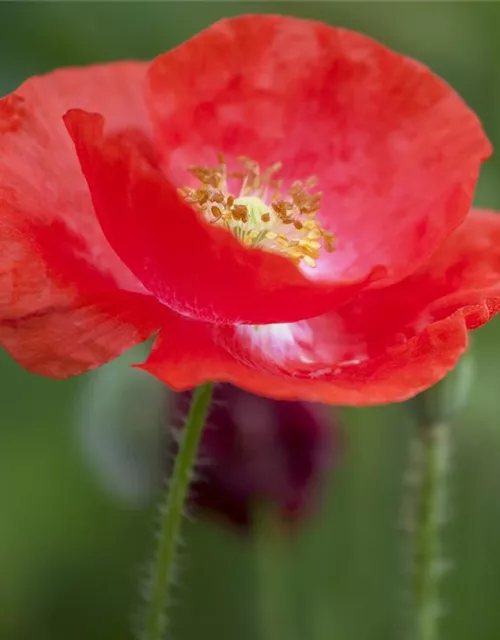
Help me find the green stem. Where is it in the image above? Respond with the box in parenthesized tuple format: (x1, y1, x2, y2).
(408, 421, 451, 640)
(143, 382, 213, 640)
(254, 507, 293, 640)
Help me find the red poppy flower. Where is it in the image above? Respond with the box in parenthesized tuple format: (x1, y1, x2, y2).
(0, 14, 498, 404)
(170, 384, 339, 530)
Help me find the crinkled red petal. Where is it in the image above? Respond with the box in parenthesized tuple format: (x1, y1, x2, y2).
(138, 313, 468, 405)
(65, 109, 381, 325)
(140, 210, 500, 405)
(0, 63, 166, 376)
(148, 14, 491, 287)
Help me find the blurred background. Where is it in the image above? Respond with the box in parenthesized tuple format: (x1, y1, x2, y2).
(1, 2, 500, 640)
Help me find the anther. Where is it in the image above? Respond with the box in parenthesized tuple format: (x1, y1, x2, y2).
(183, 155, 334, 268)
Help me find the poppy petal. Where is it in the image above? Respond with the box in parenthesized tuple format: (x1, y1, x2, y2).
(65, 108, 381, 325)
(0, 63, 164, 376)
(148, 14, 490, 287)
(139, 313, 469, 406)
(141, 210, 500, 405)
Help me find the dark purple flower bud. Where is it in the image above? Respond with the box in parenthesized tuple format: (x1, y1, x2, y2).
(169, 384, 341, 531)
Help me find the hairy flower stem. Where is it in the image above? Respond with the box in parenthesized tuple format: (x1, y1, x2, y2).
(254, 507, 293, 640)
(143, 383, 213, 640)
(406, 421, 451, 640)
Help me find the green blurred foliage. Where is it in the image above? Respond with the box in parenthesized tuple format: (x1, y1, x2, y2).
(1, 2, 500, 640)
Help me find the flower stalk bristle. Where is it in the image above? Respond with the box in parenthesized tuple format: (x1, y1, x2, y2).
(178, 154, 335, 268)
(402, 420, 452, 640)
(141, 383, 213, 640)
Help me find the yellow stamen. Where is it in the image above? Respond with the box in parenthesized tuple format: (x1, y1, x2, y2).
(181, 154, 336, 268)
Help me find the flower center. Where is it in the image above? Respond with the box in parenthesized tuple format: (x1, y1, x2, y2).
(178, 155, 335, 268)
